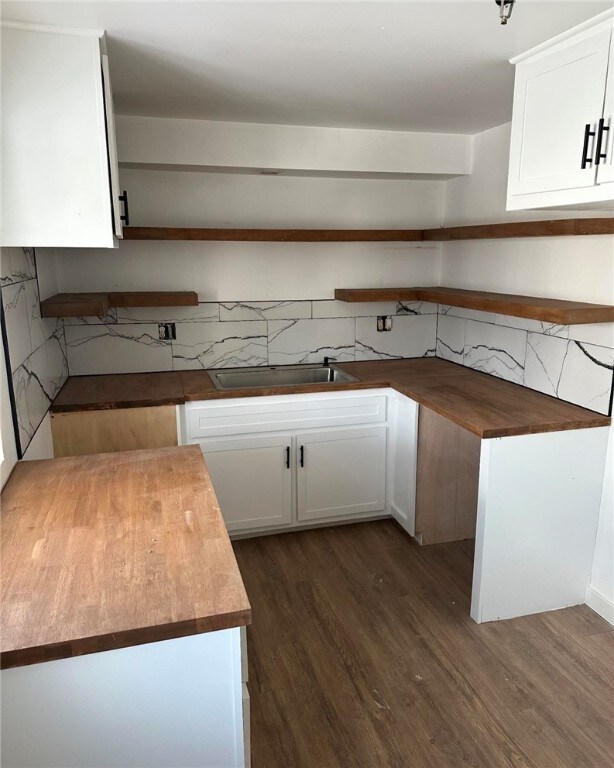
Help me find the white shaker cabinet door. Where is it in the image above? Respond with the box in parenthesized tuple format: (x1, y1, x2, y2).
(508, 27, 611, 196)
(1, 25, 116, 247)
(199, 435, 293, 532)
(597, 29, 614, 185)
(297, 426, 387, 522)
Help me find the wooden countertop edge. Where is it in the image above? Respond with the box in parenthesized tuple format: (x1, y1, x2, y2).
(51, 396, 186, 413)
(49, 368, 611, 438)
(0, 608, 252, 670)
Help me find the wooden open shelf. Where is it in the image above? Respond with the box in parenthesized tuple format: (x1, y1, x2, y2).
(334, 287, 614, 325)
(123, 227, 424, 242)
(122, 218, 614, 242)
(421, 218, 614, 240)
(41, 291, 198, 318)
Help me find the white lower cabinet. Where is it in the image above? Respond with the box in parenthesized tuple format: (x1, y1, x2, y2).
(199, 435, 293, 533)
(296, 426, 387, 522)
(184, 391, 402, 535)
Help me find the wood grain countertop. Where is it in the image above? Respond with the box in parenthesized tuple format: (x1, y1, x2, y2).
(50, 359, 610, 439)
(0, 446, 251, 670)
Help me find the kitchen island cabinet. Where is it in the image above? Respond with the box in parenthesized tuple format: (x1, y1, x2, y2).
(0, 446, 251, 767)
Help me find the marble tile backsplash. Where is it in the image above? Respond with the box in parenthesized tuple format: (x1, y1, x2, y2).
(64, 301, 438, 375)
(436, 304, 614, 415)
(2, 260, 612, 445)
(1, 247, 69, 453)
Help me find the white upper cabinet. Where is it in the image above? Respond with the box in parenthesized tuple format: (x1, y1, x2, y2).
(597, 27, 614, 186)
(1, 23, 124, 247)
(507, 10, 614, 210)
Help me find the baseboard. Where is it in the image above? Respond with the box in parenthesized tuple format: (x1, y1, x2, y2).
(586, 586, 614, 626)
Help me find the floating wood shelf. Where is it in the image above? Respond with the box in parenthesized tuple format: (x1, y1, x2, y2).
(40, 291, 198, 318)
(334, 287, 614, 325)
(122, 218, 614, 242)
(421, 218, 614, 240)
(123, 227, 424, 242)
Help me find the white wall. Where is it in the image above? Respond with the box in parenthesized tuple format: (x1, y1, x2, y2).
(117, 114, 471, 177)
(442, 121, 614, 623)
(48, 168, 444, 301)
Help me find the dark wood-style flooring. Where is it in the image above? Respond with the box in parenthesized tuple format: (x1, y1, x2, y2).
(233, 520, 614, 768)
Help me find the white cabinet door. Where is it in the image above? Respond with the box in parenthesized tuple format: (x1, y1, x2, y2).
(389, 394, 418, 536)
(199, 435, 293, 532)
(297, 426, 387, 522)
(597, 30, 614, 185)
(101, 54, 124, 238)
(508, 27, 611, 196)
(1, 24, 116, 247)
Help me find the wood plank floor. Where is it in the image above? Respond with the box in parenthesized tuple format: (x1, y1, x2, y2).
(233, 520, 614, 768)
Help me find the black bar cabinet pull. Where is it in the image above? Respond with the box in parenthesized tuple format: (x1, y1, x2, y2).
(581, 123, 596, 169)
(299, 445, 305, 468)
(595, 118, 610, 165)
(285, 446, 290, 469)
(119, 190, 130, 225)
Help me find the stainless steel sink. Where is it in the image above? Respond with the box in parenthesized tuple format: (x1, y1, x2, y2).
(209, 364, 358, 391)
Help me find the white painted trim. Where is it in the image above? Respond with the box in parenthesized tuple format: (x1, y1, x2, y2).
(510, 9, 613, 64)
(0, 19, 104, 38)
(586, 586, 614, 625)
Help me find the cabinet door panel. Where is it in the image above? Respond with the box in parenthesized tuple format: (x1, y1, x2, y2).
(508, 28, 611, 196)
(297, 427, 386, 522)
(597, 30, 614, 185)
(101, 54, 123, 238)
(1, 27, 115, 247)
(390, 394, 418, 536)
(199, 436, 292, 532)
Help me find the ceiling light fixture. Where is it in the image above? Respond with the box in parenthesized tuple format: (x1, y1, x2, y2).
(495, 0, 516, 25)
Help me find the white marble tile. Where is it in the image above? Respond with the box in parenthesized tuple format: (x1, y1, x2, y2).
(220, 301, 310, 321)
(494, 313, 569, 337)
(11, 328, 68, 455)
(568, 323, 614, 348)
(11, 365, 32, 451)
(24, 278, 55, 353)
(312, 300, 397, 318)
(464, 320, 527, 384)
(525, 334, 613, 415)
(396, 301, 438, 315)
(436, 314, 465, 364)
(116, 304, 219, 324)
(172, 321, 267, 370)
(44, 329, 70, 399)
(63, 309, 118, 325)
(65, 325, 172, 375)
(440, 304, 497, 324)
(22, 346, 53, 442)
(356, 314, 436, 360)
(268, 318, 355, 365)
(0, 247, 36, 285)
(2, 281, 31, 371)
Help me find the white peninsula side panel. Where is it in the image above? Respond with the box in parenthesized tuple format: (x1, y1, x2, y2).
(471, 427, 610, 623)
(1, 629, 245, 768)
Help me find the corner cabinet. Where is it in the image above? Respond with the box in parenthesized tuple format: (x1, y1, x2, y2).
(507, 9, 614, 210)
(182, 391, 395, 535)
(1, 22, 125, 247)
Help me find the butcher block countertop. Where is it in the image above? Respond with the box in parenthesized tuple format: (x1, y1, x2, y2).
(51, 359, 610, 439)
(0, 446, 251, 670)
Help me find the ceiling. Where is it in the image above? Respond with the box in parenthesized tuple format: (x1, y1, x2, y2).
(2, 1, 611, 134)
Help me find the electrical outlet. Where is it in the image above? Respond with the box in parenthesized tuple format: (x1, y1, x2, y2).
(377, 316, 392, 332)
(158, 322, 176, 340)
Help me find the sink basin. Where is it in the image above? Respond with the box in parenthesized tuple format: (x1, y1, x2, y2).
(209, 364, 358, 391)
